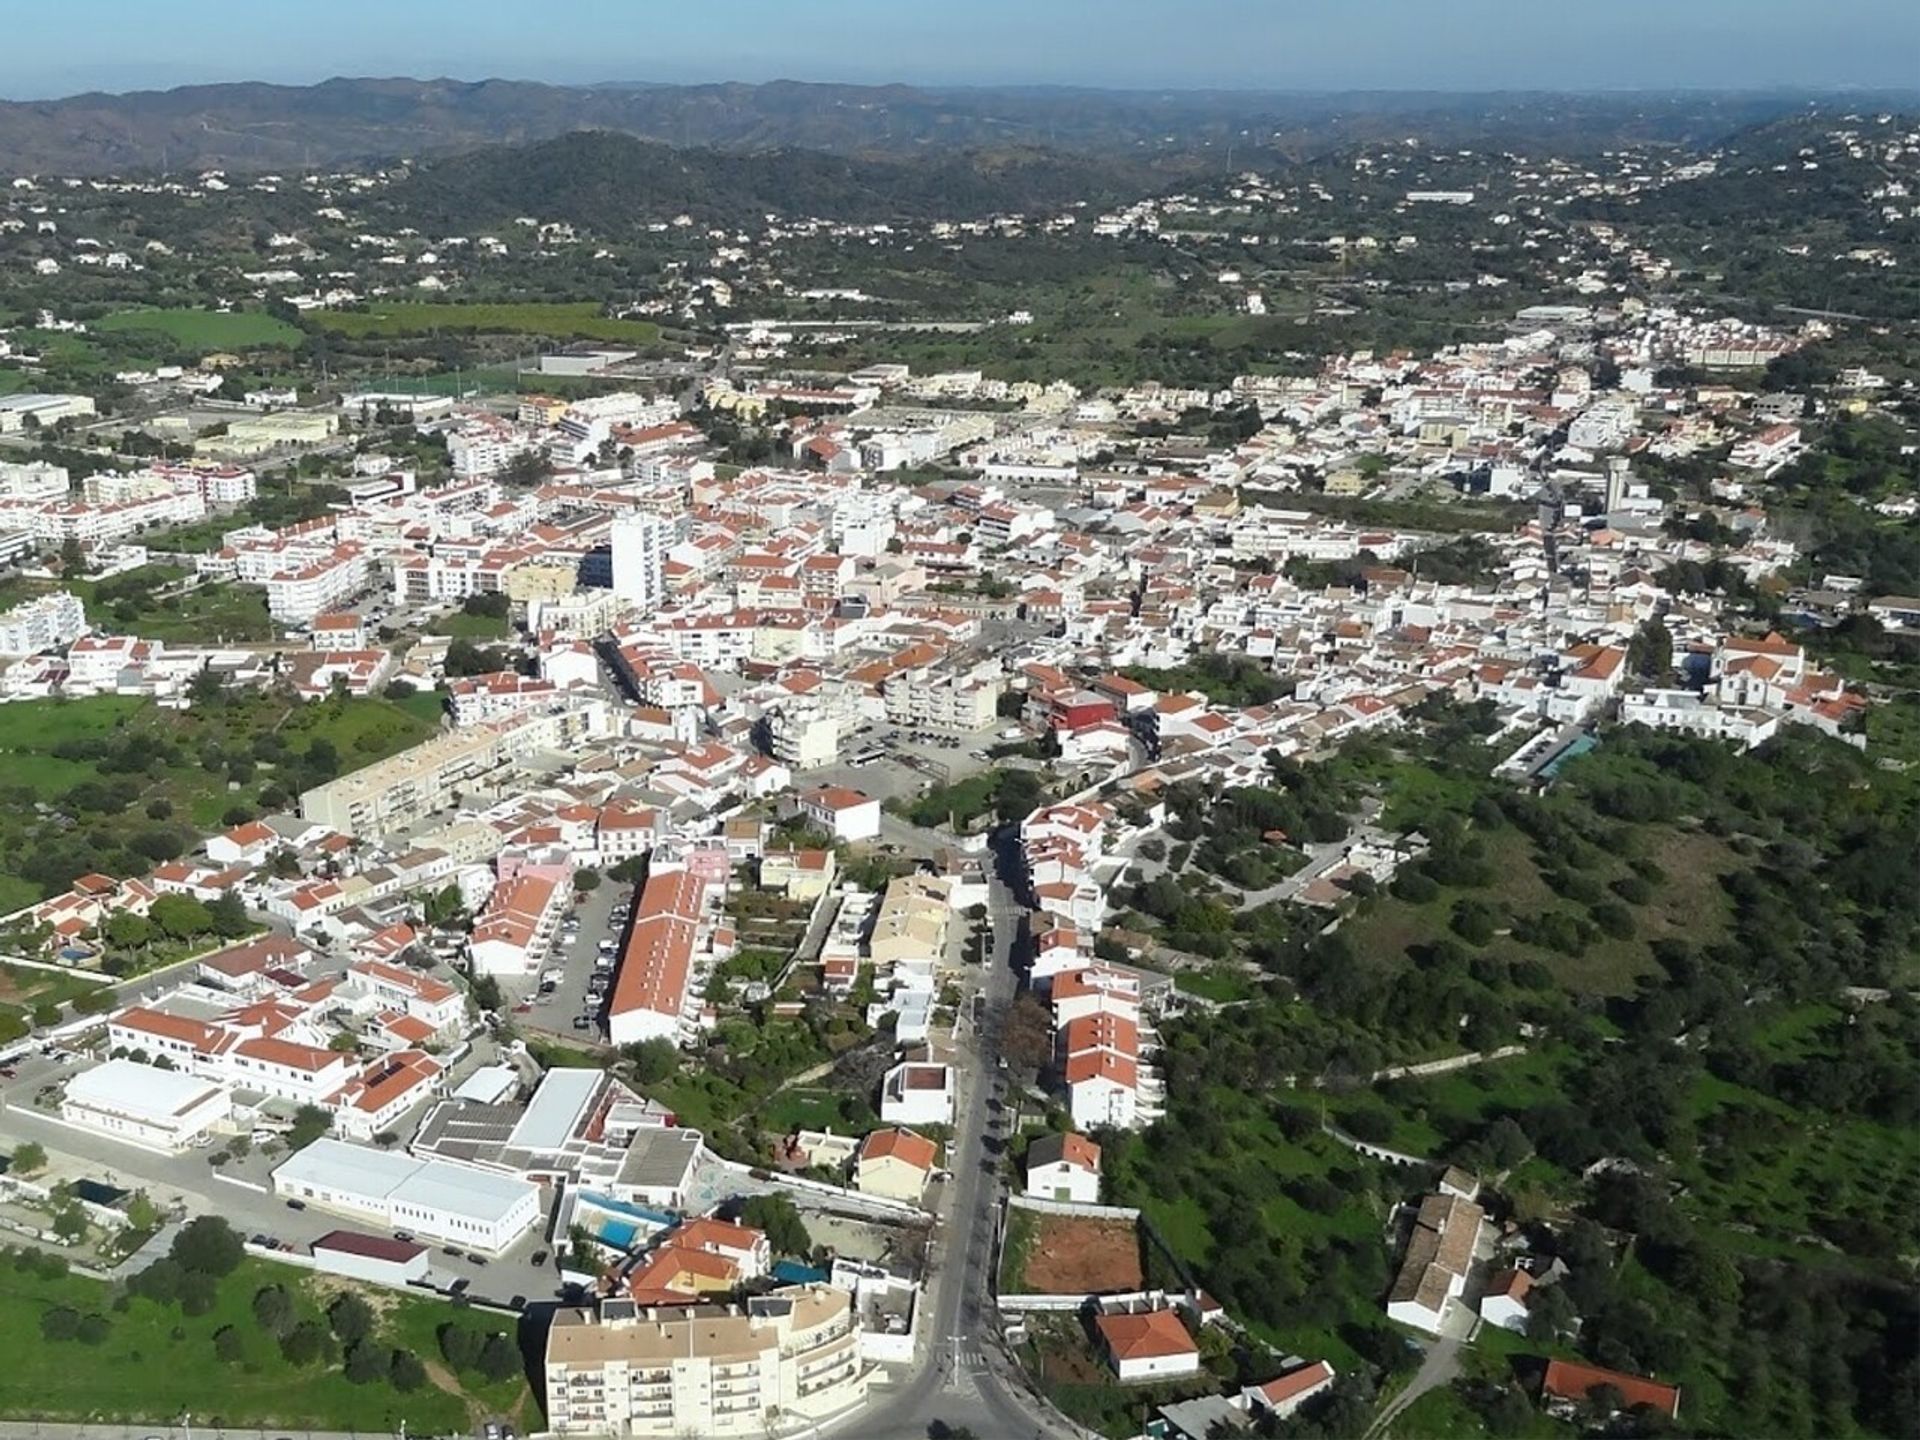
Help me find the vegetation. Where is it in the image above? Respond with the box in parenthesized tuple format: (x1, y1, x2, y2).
(0, 1221, 532, 1430)
(314, 301, 660, 344)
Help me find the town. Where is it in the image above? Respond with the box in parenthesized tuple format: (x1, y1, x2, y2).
(0, 49, 1913, 1440)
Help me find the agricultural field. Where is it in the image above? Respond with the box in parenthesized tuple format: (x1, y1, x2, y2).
(313, 301, 660, 343)
(94, 307, 303, 352)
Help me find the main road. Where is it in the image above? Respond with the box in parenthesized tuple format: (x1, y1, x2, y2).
(825, 835, 1087, 1440)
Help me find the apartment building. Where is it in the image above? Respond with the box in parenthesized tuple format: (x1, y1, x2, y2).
(265, 545, 371, 626)
(607, 870, 712, 1045)
(299, 702, 608, 839)
(881, 673, 1002, 733)
(544, 1287, 871, 1437)
(613, 511, 669, 611)
(0, 589, 86, 655)
(469, 861, 574, 976)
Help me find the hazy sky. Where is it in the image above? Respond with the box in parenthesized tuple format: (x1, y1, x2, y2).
(2, 0, 1915, 99)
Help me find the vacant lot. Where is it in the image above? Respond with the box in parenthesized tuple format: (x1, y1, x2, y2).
(95, 308, 303, 351)
(1007, 1211, 1143, 1296)
(314, 302, 660, 344)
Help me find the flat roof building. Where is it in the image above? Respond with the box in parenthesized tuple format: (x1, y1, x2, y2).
(60, 1058, 228, 1153)
(271, 1137, 542, 1254)
(544, 1286, 872, 1436)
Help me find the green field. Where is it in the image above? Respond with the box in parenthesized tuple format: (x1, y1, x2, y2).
(95, 308, 304, 351)
(0, 1253, 533, 1430)
(0, 693, 438, 901)
(314, 302, 661, 344)
(430, 610, 512, 640)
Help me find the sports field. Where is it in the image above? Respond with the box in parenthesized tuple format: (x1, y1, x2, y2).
(313, 301, 660, 343)
(95, 307, 303, 350)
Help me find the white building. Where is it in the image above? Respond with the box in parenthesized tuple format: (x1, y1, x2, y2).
(271, 1137, 542, 1253)
(1024, 1131, 1102, 1203)
(0, 590, 86, 656)
(60, 1059, 229, 1152)
(879, 1060, 954, 1127)
(797, 786, 881, 843)
(544, 1286, 873, 1437)
(612, 512, 669, 611)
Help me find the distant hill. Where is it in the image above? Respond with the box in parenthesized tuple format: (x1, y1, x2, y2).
(0, 75, 1914, 175)
(377, 130, 1141, 228)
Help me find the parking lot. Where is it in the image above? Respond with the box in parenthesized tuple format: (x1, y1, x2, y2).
(808, 719, 1005, 807)
(505, 875, 632, 1044)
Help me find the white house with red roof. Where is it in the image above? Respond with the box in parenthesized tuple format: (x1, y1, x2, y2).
(345, 959, 466, 1034)
(1024, 1131, 1102, 1203)
(1244, 1360, 1337, 1419)
(468, 860, 573, 977)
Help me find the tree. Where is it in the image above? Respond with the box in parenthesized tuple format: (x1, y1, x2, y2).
(208, 890, 252, 938)
(213, 1324, 246, 1362)
(171, 1215, 243, 1277)
(280, 1319, 327, 1366)
(999, 992, 1054, 1072)
(51, 1205, 87, 1243)
(477, 1331, 521, 1382)
(1527, 1281, 1579, 1342)
(150, 893, 214, 942)
(58, 536, 87, 578)
(438, 1322, 481, 1370)
(328, 1293, 375, 1347)
(11, 1142, 46, 1176)
(344, 1339, 391, 1384)
(39, 1306, 80, 1342)
(573, 868, 602, 894)
(623, 1037, 679, 1085)
(253, 1284, 298, 1339)
(738, 1193, 812, 1259)
(178, 1268, 219, 1316)
(103, 911, 154, 952)
(390, 1349, 427, 1392)
(128, 1256, 183, 1305)
(75, 1312, 111, 1345)
(287, 1104, 333, 1150)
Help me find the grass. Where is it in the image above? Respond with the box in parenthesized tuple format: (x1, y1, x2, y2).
(430, 610, 512, 640)
(95, 308, 303, 352)
(314, 302, 661, 344)
(1337, 821, 1738, 1001)
(0, 1254, 530, 1430)
(0, 694, 439, 902)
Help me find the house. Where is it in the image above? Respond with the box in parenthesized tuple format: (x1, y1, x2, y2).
(759, 847, 837, 901)
(1540, 1359, 1681, 1422)
(1244, 1360, 1337, 1420)
(1479, 1268, 1533, 1332)
(1385, 1192, 1486, 1336)
(1095, 1306, 1200, 1383)
(1024, 1131, 1102, 1204)
(797, 785, 881, 843)
(879, 1060, 955, 1127)
(854, 1127, 939, 1203)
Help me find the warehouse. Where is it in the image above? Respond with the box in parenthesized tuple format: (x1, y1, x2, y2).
(60, 1059, 229, 1152)
(271, 1137, 543, 1254)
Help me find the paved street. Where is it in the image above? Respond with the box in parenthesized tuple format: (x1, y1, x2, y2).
(825, 835, 1087, 1440)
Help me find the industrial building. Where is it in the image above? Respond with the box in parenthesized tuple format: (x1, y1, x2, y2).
(271, 1137, 543, 1253)
(60, 1058, 230, 1152)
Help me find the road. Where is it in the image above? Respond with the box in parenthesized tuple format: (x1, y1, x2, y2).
(826, 835, 1085, 1440)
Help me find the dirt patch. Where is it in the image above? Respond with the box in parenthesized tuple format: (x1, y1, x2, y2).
(1020, 1213, 1143, 1295)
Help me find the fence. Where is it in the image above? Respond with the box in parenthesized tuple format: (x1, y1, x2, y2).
(1006, 1193, 1139, 1222)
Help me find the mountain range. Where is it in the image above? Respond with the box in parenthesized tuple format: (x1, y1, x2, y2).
(3, 76, 1915, 175)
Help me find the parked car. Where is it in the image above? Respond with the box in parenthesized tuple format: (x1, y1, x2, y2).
(572, 1016, 591, 1031)
(531, 1249, 548, 1267)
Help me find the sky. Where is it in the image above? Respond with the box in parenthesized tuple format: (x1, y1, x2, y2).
(1, 0, 1916, 99)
